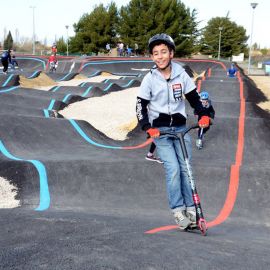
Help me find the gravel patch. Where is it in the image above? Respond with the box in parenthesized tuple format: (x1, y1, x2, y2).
(249, 76, 270, 112)
(0, 177, 20, 208)
(60, 86, 138, 140)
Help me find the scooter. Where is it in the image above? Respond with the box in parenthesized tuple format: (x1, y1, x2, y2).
(49, 61, 57, 73)
(160, 125, 208, 236)
(196, 127, 204, 149)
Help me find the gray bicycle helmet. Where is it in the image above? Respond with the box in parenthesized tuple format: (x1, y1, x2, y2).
(148, 33, 175, 53)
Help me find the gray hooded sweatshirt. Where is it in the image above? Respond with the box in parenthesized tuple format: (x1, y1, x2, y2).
(136, 61, 207, 131)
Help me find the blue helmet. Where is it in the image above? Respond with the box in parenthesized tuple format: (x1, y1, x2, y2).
(200, 91, 209, 100)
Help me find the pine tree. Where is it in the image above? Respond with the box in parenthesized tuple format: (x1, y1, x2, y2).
(4, 31, 13, 50)
(69, 0, 199, 56)
(118, 0, 199, 56)
(70, 3, 119, 54)
(200, 17, 248, 58)
(56, 37, 67, 55)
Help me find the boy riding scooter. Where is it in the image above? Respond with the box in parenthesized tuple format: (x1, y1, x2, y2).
(48, 54, 58, 72)
(136, 33, 211, 230)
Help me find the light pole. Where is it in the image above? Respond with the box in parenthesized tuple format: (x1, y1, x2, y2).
(65, 25, 69, 56)
(248, 3, 258, 75)
(30, 6, 36, 55)
(218, 27, 223, 60)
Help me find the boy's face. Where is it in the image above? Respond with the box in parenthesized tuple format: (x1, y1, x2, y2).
(151, 44, 174, 69)
(201, 99, 209, 107)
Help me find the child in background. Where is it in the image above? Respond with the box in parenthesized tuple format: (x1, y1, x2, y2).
(145, 142, 163, 163)
(195, 91, 215, 149)
(10, 51, 19, 70)
(51, 43, 57, 55)
(227, 63, 237, 77)
(48, 54, 58, 72)
(1, 49, 11, 74)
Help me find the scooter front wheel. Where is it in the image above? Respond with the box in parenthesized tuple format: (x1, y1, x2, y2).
(198, 220, 207, 236)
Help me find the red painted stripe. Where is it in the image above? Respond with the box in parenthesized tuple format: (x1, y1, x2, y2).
(197, 79, 202, 92)
(123, 138, 153, 150)
(78, 59, 89, 72)
(145, 225, 178, 234)
(179, 59, 227, 71)
(208, 74, 245, 227)
(145, 61, 246, 233)
(208, 68, 212, 77)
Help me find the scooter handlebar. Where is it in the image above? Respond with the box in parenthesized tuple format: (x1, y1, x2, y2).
(159, 124, 199, 137)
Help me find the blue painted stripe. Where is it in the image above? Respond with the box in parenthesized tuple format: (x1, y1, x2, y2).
(0, 86, 20, 93)
(104, 79, 109, 83)
(82, 86, 93, 97)
(83, 60, 153, 68)
(52, 86, 61, 92)
(43, 109, 50, 118)
(122, 79, 134, 87)
(88, 70, 100, 77)
(48, 99, 56, 110)
(69, 119, 121, 149)
(50, 86, 57, 91)
(2, 74, 14, 87)
(0, 140, 50, 211)
(103, 83, 113, 92)
(58, 73, 71, 81)
(16, 57, 46, 70)
(80, 82, 87, 87)
(27, 71, 40, 79)
(62, 94, 71, 103)
(113, 72, 138, 76)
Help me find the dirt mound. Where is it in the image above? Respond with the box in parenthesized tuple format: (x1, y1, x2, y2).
(101, 71, 113, 76)
(193, 71, 206, 81)
(19, 72, 56, 89)
(73, 74, 88, 79)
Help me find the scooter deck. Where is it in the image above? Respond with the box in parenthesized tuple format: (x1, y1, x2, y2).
(185, 225, 207, 236)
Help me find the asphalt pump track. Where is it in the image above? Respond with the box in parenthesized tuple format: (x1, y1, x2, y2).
(0, 57, 270, 269)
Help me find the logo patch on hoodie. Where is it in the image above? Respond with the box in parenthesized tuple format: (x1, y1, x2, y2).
(172, 83, 182, 101)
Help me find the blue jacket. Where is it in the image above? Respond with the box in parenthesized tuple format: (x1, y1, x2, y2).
(1, 51, 11, 62)
(227, 67, 237, 77)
